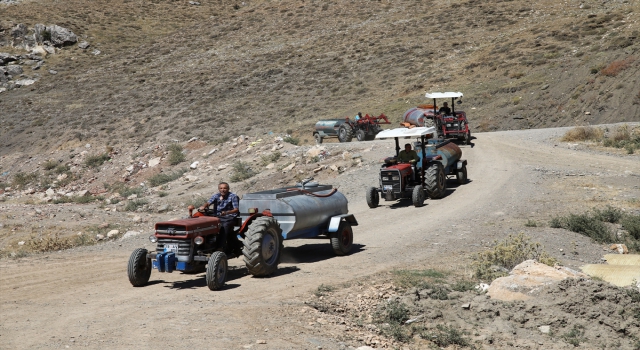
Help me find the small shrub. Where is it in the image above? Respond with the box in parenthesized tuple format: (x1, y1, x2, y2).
(85, 154, 110, 168)
(473, 232, 557, 280)
(525, 219, 538, 227)
(230, 161, 256, 182)
(621, 215, 640, 240)
(564, 213, 612, 243)
(392, 269, 446, 288)
(420, 324, 471, 348)
(26, 233, 74, 252)
(561, 126, 604, 142)
(314, 284, 335, 297)
(283, 136, 299, 145)
(451, 280, 477, 292)
(260, 151, 281, 166)
(561, 324, 586, 346)
(601, 57, 635, 77)
(43, 160, 58, 170)
(382, 300, 410, 324)
(593, 206, 623, 223)
(167, 143, 186, 165)
(148, 169, 188, 187)
(157, 191, 168, 197)
(106, 183, 143, 198)
(12, 172, 38, 188)
(54, 164, 70, 174)
(125, 199, 148, 212)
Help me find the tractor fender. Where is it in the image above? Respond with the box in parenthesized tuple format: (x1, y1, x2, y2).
(327, 214, 359, 233)
(457, 159, 467, 169)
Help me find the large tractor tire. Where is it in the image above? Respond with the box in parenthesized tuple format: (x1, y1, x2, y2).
(243, 216, 283, 277)
(456, 164, 468, 184)
(425, 163, 446, 199)
(366, 186, 379, 208)
(330, 221, 353, 256)
(206, 251, 228, 291)
(412, 185, 425, 207)
(356, 129, 366, 142)
(127, 248, 152, 287)
(337, 124, 353, 143)
(314, 133, 323, 144)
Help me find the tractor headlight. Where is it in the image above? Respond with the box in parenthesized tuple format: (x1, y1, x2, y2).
(382, 176, 389, 181)
(194, 236, 204, 245)
(149, 235, 157, 243)
(392, 176, 400, 181)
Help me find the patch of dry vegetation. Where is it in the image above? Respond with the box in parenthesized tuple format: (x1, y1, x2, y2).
(600, 57, 636, 77)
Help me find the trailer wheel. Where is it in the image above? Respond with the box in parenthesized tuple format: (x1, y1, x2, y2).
(425, 163, 446, 199)
(243, 216, 283, 277)
(356, 129, 366, 142)
(338, 124, 353, 143)
(127, 248, 151, 287)
(366, 187, 379, 208)
(456, 164, 468, 184)
(412, 185, 425, 207)
(330, 221, 353, 256)
(206, 251, 227, 291)
(314, 133, 323, 144)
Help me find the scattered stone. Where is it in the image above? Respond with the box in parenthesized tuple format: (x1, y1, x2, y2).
(99, 223, 109, 229)
(189, 1, 200, 4)
(461, 303, 471, 309)
(282, 163, 296, 173)
(107, 230, 119, 238)
(92, 49, 101, 56)
(541, 84, 549, 90)
(184, 174, 199, 182)
(313, 167, 323, 173)
(45, 188, 55, 197)
(330, 165, 339, 172)
(14, 79, 36, 87)
(538, 325, 551, 334)
(78, 41, 90, 49)
(76, 190, 90, 197)
(256, 339, 267, 344)
(585, 111, 591, 115)
(96, 234, 105, 240)
(6, 65, 23, 76)
(148, 157, 161, 167)
(18, 241, 25, 246)
(121, 231, 140, 240)
(217, 164, 228, 171)
(132, 216, 141, 223)
(265, 163, 275, 169)
(47, 25, 78, 46)
(610, 244, 628, 254)
(207, 148, 218, 156)
(190, 161, 199, 169)
(48, 69, 57, 75)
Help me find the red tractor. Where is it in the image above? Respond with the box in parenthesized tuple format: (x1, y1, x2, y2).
(313, 113, 391, 143)
(402, 92, 471, 145)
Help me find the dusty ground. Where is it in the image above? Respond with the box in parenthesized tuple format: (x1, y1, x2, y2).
(1, 124, 639, 349)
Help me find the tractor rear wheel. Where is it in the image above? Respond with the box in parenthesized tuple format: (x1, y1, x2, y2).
(338, 124, 353, 143)
(412, 185, 425, 207)
(314, 133, 323, 144)
(425, 163, 446, 199)
(356, 129, 366, 142)
(366, 187, 379, 208)
(127, 248, 151, 287)
(243, 216, 283, 277)
(456, 164, 468, 184)
(206, 251, 227, 291)
(330, 221, 353, 256)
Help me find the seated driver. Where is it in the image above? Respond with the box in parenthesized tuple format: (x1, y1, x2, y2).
(439, 102, 451, 115)
(398, 143, 419, 164)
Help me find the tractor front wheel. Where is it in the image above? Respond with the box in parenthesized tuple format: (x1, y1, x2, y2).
(366, 187, 379, 208)
(456, 164, 468, 184)
(338, 124, 353, 143)
(330, 221, 353, 256)
(412, 185, 425, 207)
(243, 216, 283, 277)
(356, 129, 366, 142)
(206, 251, 228, 291)
(425, 163, 446, 199)
(127, 248, 151, 287)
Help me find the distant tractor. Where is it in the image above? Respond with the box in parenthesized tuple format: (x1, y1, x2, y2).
(128, 180, 357, 291)
(313, 113, 391, 144)
(366, 126, 468, 208)
(402, 92, 471, 145)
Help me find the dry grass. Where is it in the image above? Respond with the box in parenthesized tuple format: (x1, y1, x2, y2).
(600, 57, 636, 77)
(561, 126, 604, 142)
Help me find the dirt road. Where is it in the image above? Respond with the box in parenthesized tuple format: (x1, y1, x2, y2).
(1, 126, 639, 349)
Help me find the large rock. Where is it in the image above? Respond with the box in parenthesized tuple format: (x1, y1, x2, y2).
(487, 260, 587, 301)
(46, 25, 77, 47)
(0, 53, 18, 66)
(5, 65, 22, 77)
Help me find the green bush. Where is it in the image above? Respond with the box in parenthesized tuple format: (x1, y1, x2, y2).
(564, 213, 612, 243)
(392, 269, 446, 288)
(260, 151, 281, 166)
(525, 219, 538, 227)
(43, 160, 58, 170)
(593, 206, 623, 223)
(314, 284, 335, 297)
(420, 324, 471, 348)
(283, 136, 299, 145)
(148, 169, 187, 187)
(621, 215, 640, 240)
(473, 233, 557, 280)
(167, 144, 186, 165)
(12, 172, 39, 188)
(85, 154, 110, 168)
(230, 161, 256, 182)
(125, 199, 148, 212)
